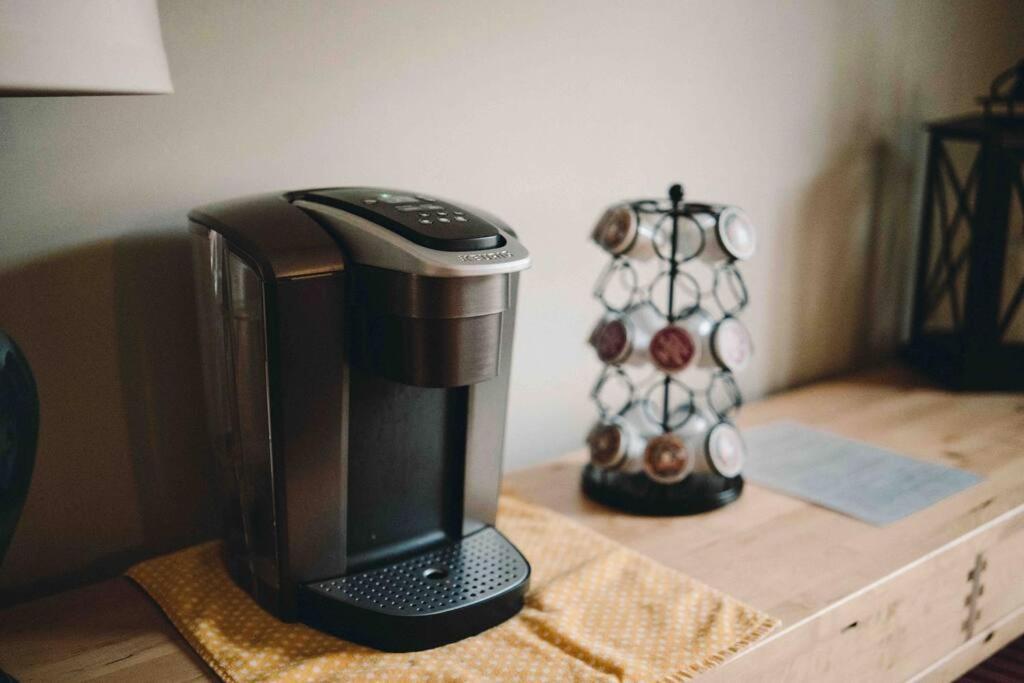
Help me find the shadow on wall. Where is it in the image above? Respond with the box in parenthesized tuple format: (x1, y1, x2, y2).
(113, 232, 217, 551)
(786, 120, 919, 386)
(0, 231, 215, 604)
(861, 136, 919, 359)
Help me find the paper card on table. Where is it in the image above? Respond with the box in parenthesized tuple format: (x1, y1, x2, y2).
(743, 421, 982, 526)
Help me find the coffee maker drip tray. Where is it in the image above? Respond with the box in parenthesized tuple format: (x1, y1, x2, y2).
(298, 526, 531, 651)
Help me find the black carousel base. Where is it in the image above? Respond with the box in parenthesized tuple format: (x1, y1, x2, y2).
(581, 464, 743, 516)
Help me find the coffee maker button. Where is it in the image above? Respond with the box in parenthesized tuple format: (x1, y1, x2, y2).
(455, 216, 468, 222)
(437, 217, 451, 223)
(418, 212, 430, 217)
(419, 218, 433, 224)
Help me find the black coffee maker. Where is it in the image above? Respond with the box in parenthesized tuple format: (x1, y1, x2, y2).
(190, 188, 531, 651)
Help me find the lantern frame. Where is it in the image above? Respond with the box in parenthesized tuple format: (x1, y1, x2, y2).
(906, 68, 1024, 390)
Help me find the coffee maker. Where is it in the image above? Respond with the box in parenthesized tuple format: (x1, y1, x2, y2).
(189, 188, 531, 651)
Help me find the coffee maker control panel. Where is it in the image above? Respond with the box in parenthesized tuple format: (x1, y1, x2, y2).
(300, 188, 506, 252)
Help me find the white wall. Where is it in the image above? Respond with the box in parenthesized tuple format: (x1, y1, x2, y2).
(1, 0, 1022, 592)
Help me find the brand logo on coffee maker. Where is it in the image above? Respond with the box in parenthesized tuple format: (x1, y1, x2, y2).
(458, 250, 514, 262)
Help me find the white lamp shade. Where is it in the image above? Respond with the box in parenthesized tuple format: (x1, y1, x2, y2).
(0, 0, 173, 95)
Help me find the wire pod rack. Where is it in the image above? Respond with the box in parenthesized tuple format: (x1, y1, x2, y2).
(582, 183, 755, 515)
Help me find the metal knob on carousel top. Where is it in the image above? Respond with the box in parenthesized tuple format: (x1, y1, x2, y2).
(582, 183, 754, 516)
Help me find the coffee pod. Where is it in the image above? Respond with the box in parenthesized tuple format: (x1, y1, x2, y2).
(649, 324, 698, 374)
(589, 317, 628, 365)
(679, 413, 729, 479)
(649, 314, 707, 374)
(587, 315, 612, 349)
(586, 416, 644, 471)
(703, 206, 756, 263)
(642, 432, 695, 484)
(588, 303, 663, 367)
(591, 204, 659, 261)
(711, 316, 754, 372)
(705, 421, 746, 478)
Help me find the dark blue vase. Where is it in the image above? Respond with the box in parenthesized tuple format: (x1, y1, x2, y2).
(0, 330, 38, 566)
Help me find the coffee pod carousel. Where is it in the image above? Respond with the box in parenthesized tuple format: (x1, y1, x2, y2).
(583, 184, 755, 515)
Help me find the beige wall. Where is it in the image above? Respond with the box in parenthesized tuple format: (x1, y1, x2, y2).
(1, 0, 1021, 597)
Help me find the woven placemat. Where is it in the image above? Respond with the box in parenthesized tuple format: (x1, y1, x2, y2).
(128, 496, 778, 682)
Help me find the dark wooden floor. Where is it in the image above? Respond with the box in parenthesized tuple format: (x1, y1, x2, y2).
(959, 636, 1024, 682)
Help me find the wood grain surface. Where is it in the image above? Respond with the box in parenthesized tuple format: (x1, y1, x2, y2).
(1, 365, 1022, 681)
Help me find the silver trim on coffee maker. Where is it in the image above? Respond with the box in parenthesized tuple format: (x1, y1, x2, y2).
(294, 199, 530, 278)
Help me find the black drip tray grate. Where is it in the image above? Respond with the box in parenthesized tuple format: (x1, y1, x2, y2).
(307, 527, 529, 616)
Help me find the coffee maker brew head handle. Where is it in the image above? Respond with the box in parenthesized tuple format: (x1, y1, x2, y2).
(291, 188, 529, 279)
(189, 193, 345, 281)
(297, 188, 504, 252)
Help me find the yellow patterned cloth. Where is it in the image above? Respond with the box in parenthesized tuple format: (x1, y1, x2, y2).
(128, 496, 778, 682)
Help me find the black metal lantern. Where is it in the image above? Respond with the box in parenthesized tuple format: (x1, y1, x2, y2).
(907, 60, 1024, 389)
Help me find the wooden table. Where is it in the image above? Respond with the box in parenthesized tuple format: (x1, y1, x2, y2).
(2, 366, 1023, 681)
